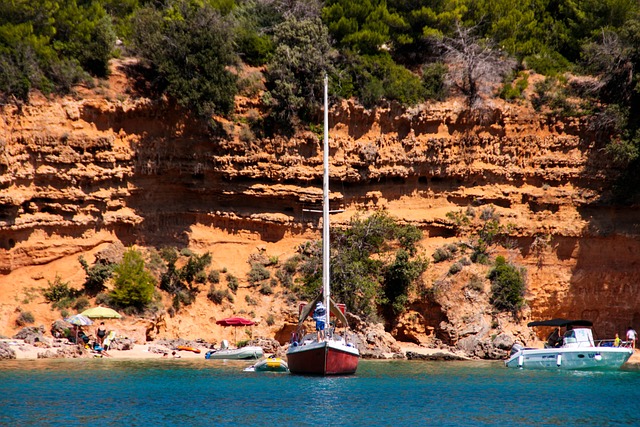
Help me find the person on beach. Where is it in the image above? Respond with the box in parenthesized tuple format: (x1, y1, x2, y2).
(313, 301, 327, 342)
(92, 342, 110, 357)
(627, 327, 637, 349)
(95, 322, 107, 345)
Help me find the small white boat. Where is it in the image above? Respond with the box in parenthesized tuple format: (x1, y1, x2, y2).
(506, 319, 633, 370)
(244, 356, 289, 373)
(205, 341, 264, 360)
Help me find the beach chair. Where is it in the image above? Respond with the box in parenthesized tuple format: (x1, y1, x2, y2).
(103, 331, 116, 350)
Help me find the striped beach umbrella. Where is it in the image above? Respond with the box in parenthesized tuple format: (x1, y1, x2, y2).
(64, 314, 94, 326)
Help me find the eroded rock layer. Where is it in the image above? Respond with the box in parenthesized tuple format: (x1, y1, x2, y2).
(1, 67, 639, 346)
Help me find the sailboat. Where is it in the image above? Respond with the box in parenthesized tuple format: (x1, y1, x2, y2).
(285, 75, 360, 376)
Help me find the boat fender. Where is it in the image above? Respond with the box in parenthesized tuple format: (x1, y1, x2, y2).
(291, 341, 298, 347)
(517, 354, 524, 368)
(556, 354, 562, 367)
(594, 354, 602, 361)
(205, 350, 217, 360)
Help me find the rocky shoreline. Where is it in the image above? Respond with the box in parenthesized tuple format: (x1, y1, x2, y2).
(3, 336, 638, 370)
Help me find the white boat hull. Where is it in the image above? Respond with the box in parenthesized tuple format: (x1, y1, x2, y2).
(505, 347, 632, 370)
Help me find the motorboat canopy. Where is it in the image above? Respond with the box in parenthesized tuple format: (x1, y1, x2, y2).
(527, 318, 593, 328)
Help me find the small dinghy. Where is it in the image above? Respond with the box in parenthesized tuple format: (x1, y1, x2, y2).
(244, 356, 289, 373)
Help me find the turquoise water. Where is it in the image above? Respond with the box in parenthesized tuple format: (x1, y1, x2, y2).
(1, 359, 639, 426)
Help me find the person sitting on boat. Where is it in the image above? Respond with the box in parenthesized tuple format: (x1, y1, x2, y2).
(313, 302, 327, 342)
(614, 333, 621, 347)
(546, 328, 561, 348)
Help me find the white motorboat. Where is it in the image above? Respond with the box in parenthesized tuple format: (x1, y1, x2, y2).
(505, 319, 633, 370)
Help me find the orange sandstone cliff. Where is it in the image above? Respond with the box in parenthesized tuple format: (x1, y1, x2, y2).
(1, 60, 639, 355)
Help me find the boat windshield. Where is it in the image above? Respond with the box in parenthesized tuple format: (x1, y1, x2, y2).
(563, 330, 577, 344)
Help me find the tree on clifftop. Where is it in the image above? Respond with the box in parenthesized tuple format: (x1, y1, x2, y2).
(439, 23, 515, 107)
(131, 0, 238, 122)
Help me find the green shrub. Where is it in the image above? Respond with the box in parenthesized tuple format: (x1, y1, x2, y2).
(95, 292, 111, 306)
(248, 262, 270, 284)
(73, 296, 90, 311)
(265, 16, 334, 124)
(266, 314, 275, 326)
(131, 1, 238, 121)
(207, 286, 233, 305)
(53, 297, 74, 310)
(109, 249, 156, 310)
(227, 274, 239, 293)
(433, 247, 453, 263)
(16, 311, 35, 326)
(208, 270, 220, 284)
(79, 256, 114, 296)
(500, 71, 529, 101)
(523, 50, 571, 76)
(449, 262, 462, 275)
(471, 252, 490, 265)
(422, 62, 448, 101)
(259, 283, 273, 295)
(488, 256, 526, 314)
(276, 267, 293, 288)
(245, 294, 258, 305)
(172, 290, 195, 312)
(236, 29, 274, 66)
(345, 53, 426, 108)
(159, 249, 210, 311)
(467, 274, 484, 292)
(43, 276, 80, 303)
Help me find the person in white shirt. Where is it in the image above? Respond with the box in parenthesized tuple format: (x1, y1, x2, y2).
(626, 326, 637, 349)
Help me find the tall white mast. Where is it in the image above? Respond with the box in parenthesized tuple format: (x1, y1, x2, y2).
(322, 74, 330, 314)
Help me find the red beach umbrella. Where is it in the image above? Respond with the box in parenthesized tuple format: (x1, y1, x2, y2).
(215, 317, 255, 345)
(215, 317, 255, 326)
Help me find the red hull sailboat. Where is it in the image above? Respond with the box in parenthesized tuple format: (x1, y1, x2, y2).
(286, 75, 360, 376)
(287, 339, 359, 375)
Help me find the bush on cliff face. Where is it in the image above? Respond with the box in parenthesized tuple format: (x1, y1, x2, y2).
(488, 256, 526, 315)
(158, 248, 210, 312)
(79, 256, 114, 296)
(109, 248, 155, 311)
(295, 211, 427, 322)
(43, 276, 81, 304)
